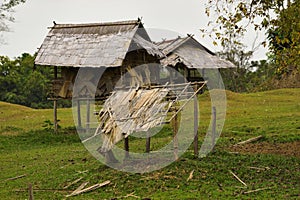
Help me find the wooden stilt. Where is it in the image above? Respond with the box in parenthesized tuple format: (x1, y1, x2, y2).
(146, 132, 151, 153)
(54, 66, 58, 79)
(53, 66, 58, 133)
(173, 110, 179, 161)
(86, 99, 90, 133)
(193, 88, 199, 157)
(184, 67, 188, 80)
(96, 147, 118, 164)
(53, 99, 58, 133)
(28, 183, 34, 200)
(77, 100, 82, 128)
(124, 136, 130, 158)
(169, 68, 174, 84)
(212, 106, 217, 150)
(105, 150, 118, 164)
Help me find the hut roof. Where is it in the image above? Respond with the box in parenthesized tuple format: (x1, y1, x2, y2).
(156, 35, 236, 69)
(35, 19, 163, 68)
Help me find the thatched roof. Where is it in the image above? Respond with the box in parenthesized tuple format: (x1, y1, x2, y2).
(35, 19, 163, 68)
(156, 35, 236, 69)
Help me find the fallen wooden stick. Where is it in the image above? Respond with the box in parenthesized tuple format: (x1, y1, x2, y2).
(124, 192, 140, 199)
(70, 182, 89, 195)
(234, 135, 264, 146)
(14, 188, 72, 192)
(186, 170, 194, 182)
(114, 192, 140, 199)
(6, 174, 26, 181)
(66, 180, 110, 197)
(229, 170, 247, 187)
(63, 177, 83, 189)
(247, 166, 270, 171)
(243, 187, 274, 194)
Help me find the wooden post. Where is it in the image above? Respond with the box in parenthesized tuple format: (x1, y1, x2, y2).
(28, 183, 34, 200)
(105, 150, 118, 164)
(184, 67, 188, 80)
(173, 110, 179, 161)
(54, 66, 58, 79)
(169, 68, 174, 84)
(212, 106, 216, 150)
(124, 136, 130, 158)
(77, 100, 82, 128)
(86, 99, 90, 133)
(53, 99, 58, 133)
(53, 66, 58, 133)
(146, 132, 151, 153)
(183, 67, 188, 98)
(193, 87, 199, 157)
(201, 68, 205, 79)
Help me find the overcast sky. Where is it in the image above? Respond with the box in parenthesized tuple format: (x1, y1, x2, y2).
(0, 0, 267, 60)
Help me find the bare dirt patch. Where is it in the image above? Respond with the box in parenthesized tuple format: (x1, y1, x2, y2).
(229, 141, 300, 158)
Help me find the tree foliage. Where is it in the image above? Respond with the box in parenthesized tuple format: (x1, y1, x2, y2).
(0, 0, 25, 42)
(0, 53, 70, 108)
(204, 0, 299, 77)
(267, 0, 300, 75)
(204, 0, 292, 44)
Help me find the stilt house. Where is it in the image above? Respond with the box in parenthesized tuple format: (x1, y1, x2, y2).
(35, 19, 163, 99)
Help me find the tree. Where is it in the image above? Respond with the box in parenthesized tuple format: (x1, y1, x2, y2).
(0, 53, 72, 108)
(204, 0, 298, 80)
(0, 0, 25, 43)
(0, 53, 52, 108)
(267, 0, 300, 75)
(204, 0, 292, 44)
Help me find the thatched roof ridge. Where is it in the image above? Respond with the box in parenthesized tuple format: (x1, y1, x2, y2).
(48, 20, 142, 36)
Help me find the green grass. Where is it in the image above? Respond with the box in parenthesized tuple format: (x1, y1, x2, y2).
(198, 89, 300, 143)
(0, 101, 74, 134)
(0, 88, 300, 199)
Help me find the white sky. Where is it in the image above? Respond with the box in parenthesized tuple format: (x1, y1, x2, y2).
(0, 0, 267, 60)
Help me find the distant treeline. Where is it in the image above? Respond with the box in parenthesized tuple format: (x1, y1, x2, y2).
(0, 53, 284, 109)
(0, 53, 70, 108)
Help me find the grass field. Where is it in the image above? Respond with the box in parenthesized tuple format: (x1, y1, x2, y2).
(0, 89, 299, 199)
